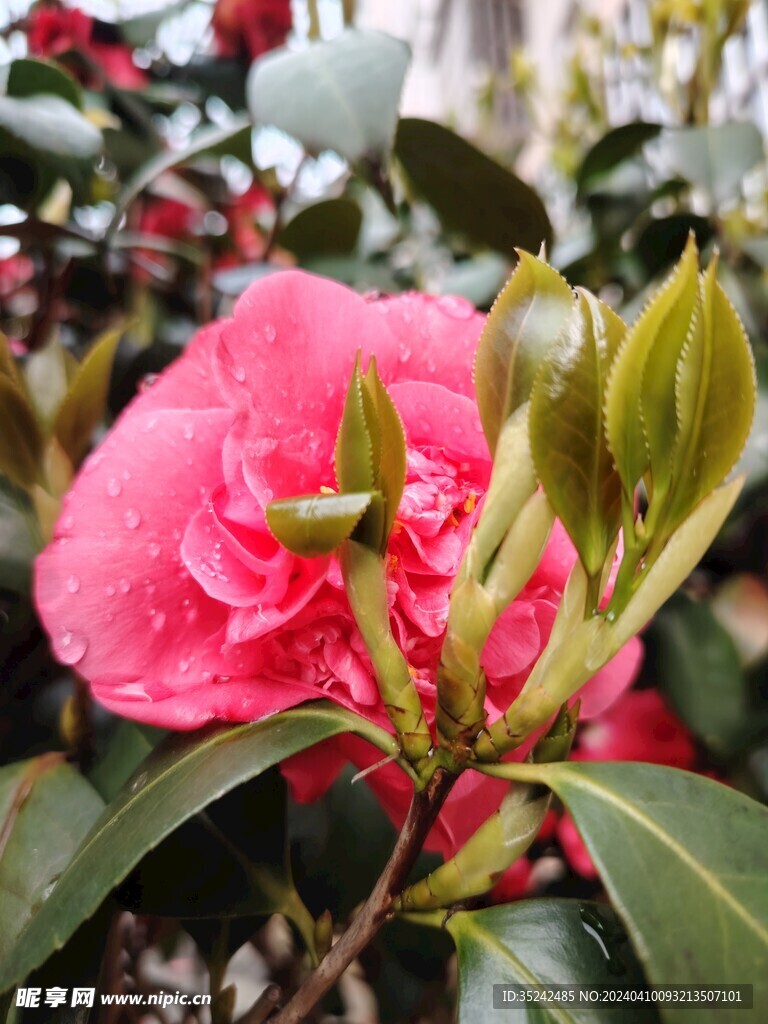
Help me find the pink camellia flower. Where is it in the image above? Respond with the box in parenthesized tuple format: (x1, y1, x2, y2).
(35, 271, 641, 857)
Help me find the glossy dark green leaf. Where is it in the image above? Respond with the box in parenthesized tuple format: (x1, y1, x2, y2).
(576, 122, 662, 195)
(279, 198, 362, 258)
(605, 237, 699, 502)
(266, 491, 373, 557)
(0, 95, 101, 161)
(657, 122, 763, 205)
(445, 900, 657, 1023)
(53, 324, 124, 466)
(395, 118, 552, 256)
(635, 214, 714, 278)
(248, 30, 410, 163)
(0, 703, 398, 993)
(530, 289, 624, 580)
(7, 58, 82, 109)
(0, 477, 40, 593)
(651, 595, 750, 756)
(88, 721, 165, 802)
(0, 374, 44, 489)
(490, 761, 768, 1021)
(474, 251, 573, 453)
(0, 755, 104, 964)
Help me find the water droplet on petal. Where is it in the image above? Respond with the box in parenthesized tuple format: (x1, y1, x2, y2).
(264, 323, 277, 343)
(106, 478, 121, 497)
(119, 578, 131, 594)
(230, 364, 246, 383)
(58, 628, 88, 666)
(105, 584, 116, 597)
(183, 422, 195, 440)
(147, 541, 161, 559)
(179, 658, 190, 673)
(124, 508, 142, 529)
(151, 610, 166, 632)
(66, 575, 80, 594)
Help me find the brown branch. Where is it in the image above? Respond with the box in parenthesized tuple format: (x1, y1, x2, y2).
(270, 768, 457, 1024)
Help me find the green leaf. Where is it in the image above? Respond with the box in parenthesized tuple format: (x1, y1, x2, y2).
(576, 122, 662, 195)
(657, 122, 763, 205)
(395, 118, 552, 256)
(247, 30, 410, 163)
(0, 374, 44, 490)
(0, 478, 41, 593)
(0, 755, 104, 964)
(88, 721, 165, 802)
(53, 324, 124, 467)
(7, 58, 82, 109)
(279, 198, 362, 258)
(651, 595, 750, 756)
(266, 491, 374, 556)
(444, 900, 657, 1023)
(605, 236, 699, 503)
(364, 358, 406, 545)
(474, 251, 573, 454)
(661, 260, 756, 536)
(530, 289, 624, 580)
(335, 359, 375, 494)
(0, 95, 101, 161)
(0, 703, 398, 993)
(24, 337, 78, 428)
(502, 761, 768, 1021)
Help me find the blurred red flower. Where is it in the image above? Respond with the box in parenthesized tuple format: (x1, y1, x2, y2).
(211, 0, 292, 62)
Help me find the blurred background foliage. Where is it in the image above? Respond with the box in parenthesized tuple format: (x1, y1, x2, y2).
(0, 1, 767, 1021)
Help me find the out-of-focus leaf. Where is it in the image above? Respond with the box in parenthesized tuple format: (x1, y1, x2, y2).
(635, 214, 714, 278)
(115, 772, 302, 925)
(247, 30, 410, 163)
(656, 121, 763, 205)
(443, 900, 657, 1024)
(266, 492, 373, 557)
(212, 261, 282, 296)
(0, 374, 44, 489)
(0, 755, 104, 963)
(7, 58, 82, 109)
(53, 324, 124, 466)
(0, 331, 22, 386)
(710, 574, 768, 669)
(474, 251, 573, 454)
(577, 121, 662, 195)
(498, 761, 768, 1022)
(0, 703, 399, 993)
(438, 253, 509, 308)
(24, 337, 77, 427)
(652, 594, 751, 756)
(105, 116, 251, 239)
(530, 290, 624, 580)
(0, 95, 101, 161)
(395, 118, 552, 256)
(0, 478, 40, 593)
(280, 198, 362, 258)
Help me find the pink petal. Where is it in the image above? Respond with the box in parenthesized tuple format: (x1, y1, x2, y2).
(389, 382, 492, 465)
(214, 271, 399, 500)
(35, 408, 234, 689)
(578, 636, 643, 719)
(370, 292, 484, 399)
(126, 321, 226, 414)
(482, 602, 542, 679)
(557, 813, 598, 878)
